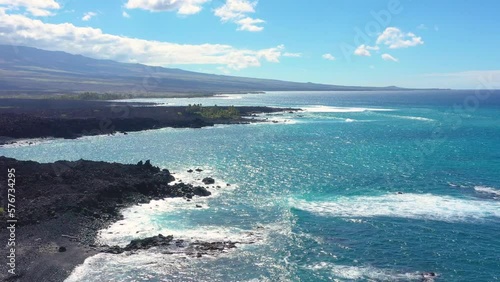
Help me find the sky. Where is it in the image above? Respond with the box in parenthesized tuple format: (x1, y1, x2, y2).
(0, 0, 499, 89)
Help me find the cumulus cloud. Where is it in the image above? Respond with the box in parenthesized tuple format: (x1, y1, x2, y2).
(82, 12, 97, 21)
(354, 44, 379, 57)
(381, 53, 398, 62)
(0, 10, 285, 70)
(214, 0, 255, 21)
(125, 0, 208, 15)
(122, 11, 130, 18)
(353, 27, 422, 61)
(236, 17, 264, 32)
(124, 0, 265, 31)
(214, 0, 265, 32)
(322, 53, 336, 61)
(376, 27, 424, 49)
(0, 0, 60, 16)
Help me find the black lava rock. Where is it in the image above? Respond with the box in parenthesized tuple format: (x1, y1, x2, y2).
(202, 177, 215, 185)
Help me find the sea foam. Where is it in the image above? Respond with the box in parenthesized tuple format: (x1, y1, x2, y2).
(96, 167, 281, 247)
(301, 106, 394, 113)
(97, 168, 251, 246)
(474, 186, 500, 197)
(304, 262, 424, 281)
(290, 193, 500, 222)
(382, 114, 435, 122)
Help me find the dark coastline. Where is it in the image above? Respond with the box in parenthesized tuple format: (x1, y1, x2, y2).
(0, 99, 298, 281)
(0, 157, 236, 282)
(0, 98, 299, 145)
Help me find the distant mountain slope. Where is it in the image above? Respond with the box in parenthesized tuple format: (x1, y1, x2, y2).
(0, 45, 406, 95)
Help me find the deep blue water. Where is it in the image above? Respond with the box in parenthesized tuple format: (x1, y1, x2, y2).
(1, 90, 500, 281)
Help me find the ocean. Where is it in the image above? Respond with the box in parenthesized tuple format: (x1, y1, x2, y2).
(1, 90, 499, 281)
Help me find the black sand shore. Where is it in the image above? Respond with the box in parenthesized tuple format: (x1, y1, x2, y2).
(0, 99, 298, 145)
(0, 157, 235, 282)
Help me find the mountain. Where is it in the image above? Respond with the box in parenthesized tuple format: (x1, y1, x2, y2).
(0, 45, 406, 96)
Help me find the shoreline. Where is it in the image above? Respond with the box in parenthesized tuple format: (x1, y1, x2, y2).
(0, 98, 300, 146)
(0, 98, 298, 281)
(0, 157, 237, 282)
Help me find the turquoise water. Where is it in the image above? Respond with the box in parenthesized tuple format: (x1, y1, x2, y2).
(2, 91, 500, 281)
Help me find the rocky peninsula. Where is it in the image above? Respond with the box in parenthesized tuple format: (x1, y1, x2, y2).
(0, 98, 298, 145)
(0, 157, 235, 282)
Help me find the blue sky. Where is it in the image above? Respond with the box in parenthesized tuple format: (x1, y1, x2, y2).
(0, 0, 499, 89)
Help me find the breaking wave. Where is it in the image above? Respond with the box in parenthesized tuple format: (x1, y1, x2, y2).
(290, 193, 500, 222)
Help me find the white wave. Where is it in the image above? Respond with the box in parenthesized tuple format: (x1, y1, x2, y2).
(290, 193, 500, 222)
(97, 199, 259, 247)
(70, 217, 293, 281)
(0, 138, 54, 148)
(305, 262, 424, 281)
(379, 114, 435, 122)
(474, 186, 500, 197)
(266, 117, 298, 124)
(345, 118, 356, 123)
(246, 116, 299, 125)
(301, 106, 394, 113)
(97, 169, 246, 246)
(65, 251, 220, 282)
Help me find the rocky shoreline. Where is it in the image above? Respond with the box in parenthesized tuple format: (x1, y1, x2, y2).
(0, 157, 236, 282)
(0, 99, 299, 145)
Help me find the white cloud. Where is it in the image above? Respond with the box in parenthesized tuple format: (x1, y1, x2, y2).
(354, 45, 370, 56)
(0, 0, 60, 16)
(354, 44, 379, 57)
(236, 17, 264, 32)
(256, 44, 283, 62)
(381, 53, 398, 62)
(82, 12, 97, 21)
(214, 0, 255, 21)
(376, 27, 423, 49)
(322, 53, 336, 61)
(0, 9, 285, 70)
(122, 11, 130, 18)
(27, 7, 55, 16)
(125, 0, 265, 31)
(214, 0, 265, 32)
(283, 52, 301, 58)
(125, 0, 208, 15)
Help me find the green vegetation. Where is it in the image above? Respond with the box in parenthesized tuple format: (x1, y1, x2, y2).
(48, 92, 141, 100)
(186, 104, 241, 119)
(74, 92, 135, 100)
